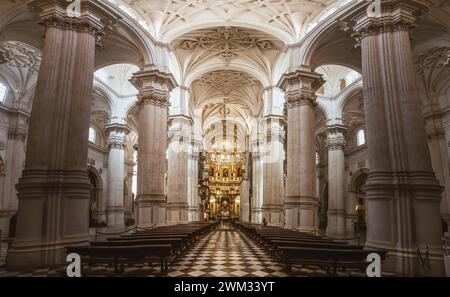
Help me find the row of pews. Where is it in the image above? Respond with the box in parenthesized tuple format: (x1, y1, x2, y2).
(66, 221, 219, 276)
(233, 222, 386, 276)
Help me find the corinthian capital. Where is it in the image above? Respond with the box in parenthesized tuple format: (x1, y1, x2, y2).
(105, 123, 130, 150)
(277, 66, 324, 109)
(130, 66, 177, 108)
(27, 0, 120, 38)
(351, 0, 430, 38)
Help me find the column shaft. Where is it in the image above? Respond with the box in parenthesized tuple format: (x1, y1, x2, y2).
(325, 125, 347, 236)
(131, 68, 177, 227)
(353, 1, 444, 275)
(279, 68, 324, 231)
(7, 0, 118, 269)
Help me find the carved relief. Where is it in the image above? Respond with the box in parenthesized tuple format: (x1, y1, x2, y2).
(178, 27, 276, 65)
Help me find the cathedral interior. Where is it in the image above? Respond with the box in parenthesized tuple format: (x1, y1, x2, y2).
(0, 0, 449, 278)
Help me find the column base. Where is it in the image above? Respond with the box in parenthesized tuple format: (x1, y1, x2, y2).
(136, 195, 166, 227)
(365, 240, 445, 276)
(326, 209, 347, 237)
(364, 172, 445, 276)
(166, 202, 188, 225)
(7, 170, 91, 270)
(251, 208, 263, 224)
(187, 207, 201, 222)
(284, 196, 318, 232)
(106, 206, 125, 227)
(263, 204, 284, 227)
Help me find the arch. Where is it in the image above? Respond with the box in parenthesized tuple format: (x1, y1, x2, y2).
(300, 1, 366, 68)
(162, 21, 292, 45)
(349, 168, 369, 193)
(87, 166, 105, 226)
(337, 79, 364, 116)
(185, 62, 270, 88)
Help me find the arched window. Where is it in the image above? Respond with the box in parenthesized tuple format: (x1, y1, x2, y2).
(316, 152, 320, 165)
(0, 82, 8, 103)
(356, 129, 365, 146)
(88, 127, 96, 143)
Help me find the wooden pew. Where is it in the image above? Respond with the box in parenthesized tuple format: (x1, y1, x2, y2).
(277, 246, 386, 275)
(66, 244, 174, 276)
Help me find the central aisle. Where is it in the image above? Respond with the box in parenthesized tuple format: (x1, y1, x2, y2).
(168, 223, 289, 277)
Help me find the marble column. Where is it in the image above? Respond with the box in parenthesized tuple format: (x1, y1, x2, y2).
(166, 116, 191, 225)
(278, 66, 324, 231)
(251, 144, 263, 224)
(187, 139, 201, 222)
(130, 67, 176, 227)
(262, 116, 285, 227)
(351, 1, 444, 275)
(6, 0, 118, 269)
(105, 123, 129, 227)
(325, 124, 347, 237)
(0, 112, 27, 238)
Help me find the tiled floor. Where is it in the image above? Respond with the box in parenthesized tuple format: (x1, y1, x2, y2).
(0, 223, 371, 277)
(166, 223, 289, 277)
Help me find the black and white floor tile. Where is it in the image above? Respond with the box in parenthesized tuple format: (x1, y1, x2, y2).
(166, 223, 289, 277)
(0, 223, 376, 277)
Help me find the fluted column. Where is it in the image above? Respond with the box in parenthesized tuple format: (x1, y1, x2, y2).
(6, 0, 119, 269)
(352, 1, 444, 275)
(105, 123, 129, 227)
(166, 116, 191, 225)
(262, 116, 285, 227)
(251, 145, 263, 224)
(278, 66, 324, 231)
(325, 124, 347, 237)
(0, 112, 27, 238)
(130, 67, 177, 227)
(187, 139, 201, 222)
(240, 179, 250, 222)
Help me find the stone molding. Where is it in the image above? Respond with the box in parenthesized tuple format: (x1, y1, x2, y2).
(130, 67, 177, 108)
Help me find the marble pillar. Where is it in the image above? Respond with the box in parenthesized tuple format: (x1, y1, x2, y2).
(352, 1, 444, 275)
(166, 116, 191, 225)
(105, 123, 129, 227)
(262, 116, 285, 227)
(6, 0, 119, 269)
(278, 67, 324, 231)
(130, 67, 176, 227)
(325, 124, 347, 237)
(0, 112, 27, 238)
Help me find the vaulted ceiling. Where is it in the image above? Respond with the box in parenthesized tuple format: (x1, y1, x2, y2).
(117, 0, 347, 44)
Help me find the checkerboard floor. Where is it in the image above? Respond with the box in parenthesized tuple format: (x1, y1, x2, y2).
(0, 223, 381, 277)
(166, 223, 290, 277)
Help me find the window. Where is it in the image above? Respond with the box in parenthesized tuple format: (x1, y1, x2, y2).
(88, 127, 96, 143)
(316, 152, 320, 165)
(0, 82, 7, 103)
(357, 129, 365, 146)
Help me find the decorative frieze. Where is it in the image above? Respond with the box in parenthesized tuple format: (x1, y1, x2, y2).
(105, 123, 130, 150)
